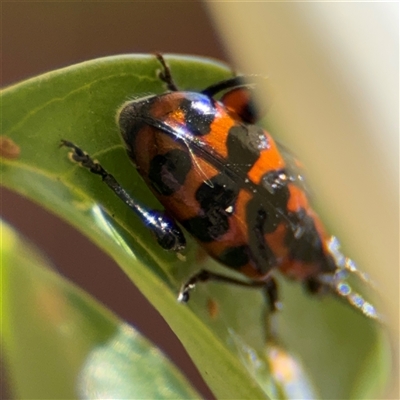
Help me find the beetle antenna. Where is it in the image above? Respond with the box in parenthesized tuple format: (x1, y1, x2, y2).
(154, 53, 179, 92)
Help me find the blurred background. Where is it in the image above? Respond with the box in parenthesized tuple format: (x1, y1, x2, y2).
(2, 2, 398, 399)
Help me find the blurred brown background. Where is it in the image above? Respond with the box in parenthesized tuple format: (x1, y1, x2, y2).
(1, 2, 229, 398)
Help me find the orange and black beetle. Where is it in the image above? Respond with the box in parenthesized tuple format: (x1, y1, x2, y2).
(61, 54, 379, 320)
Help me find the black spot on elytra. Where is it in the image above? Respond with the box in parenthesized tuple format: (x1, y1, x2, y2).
(148, 149, 192, 196)
(246, 171, 289, 237)
(261, 170, 290, 202)
(276, 143, 311, 196)
(180, 96, 215, 136)
(226, 125, 264, 174)
(181, 213, 229, 243)
(245, 200, 277, 274)
(182, 174, 239, 242)
(219, 245, 250, 268)
(195, 174, 238, 212)
(285, 210, 334, 271)
(244, 165, 293, 273)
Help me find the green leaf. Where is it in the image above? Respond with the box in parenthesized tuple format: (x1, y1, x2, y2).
(1, 54, 390, 399)
(1, 220, 201, 399)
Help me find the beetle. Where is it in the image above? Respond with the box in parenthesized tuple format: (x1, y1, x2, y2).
(61, 54, 379, 320)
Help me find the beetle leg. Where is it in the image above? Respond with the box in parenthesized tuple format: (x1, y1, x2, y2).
(201, 76, 251, 97)
(262, 278, 282, 313)
(179, 270, 281, 341)
(60, 140, 186, 252)
(178, 269, 280, 311)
